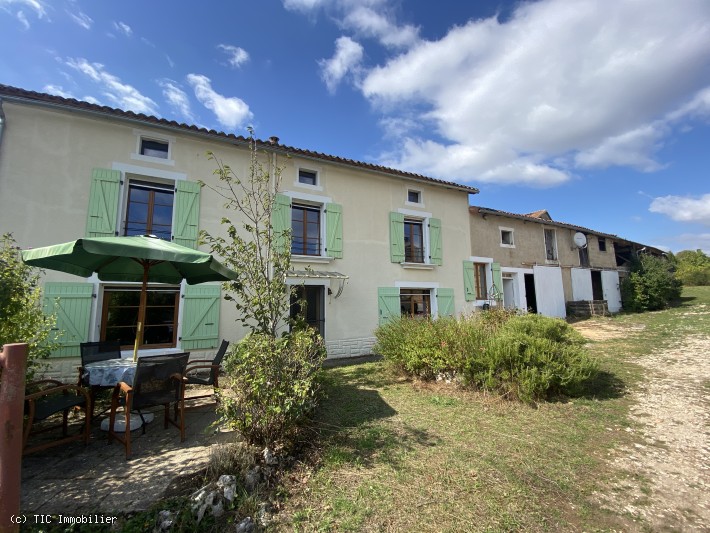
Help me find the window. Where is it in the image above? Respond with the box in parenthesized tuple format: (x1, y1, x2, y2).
(407, 189, 421, 204)
(140, 138, 169, 159)
(404, 218, 425, 263)
(298, 169, 317, 186)
(579, 246, 590, 267)
(124, 180, 174, 240)
(291, 203, 321, 255)
(101, 287, 179, 349)
(400, 288, 431, 318)
(474, 263, 487, 300)
(544, 228, 558, 261)
(500, 228, 514, 247)
(598, 238, 607, 252)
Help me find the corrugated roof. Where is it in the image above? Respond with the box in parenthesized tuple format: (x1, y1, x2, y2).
(0, 83, 479, 195)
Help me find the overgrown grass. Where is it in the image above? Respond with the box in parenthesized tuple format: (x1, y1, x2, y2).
(274, 287, 710, 532)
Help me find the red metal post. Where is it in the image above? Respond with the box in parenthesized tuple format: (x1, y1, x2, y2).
(0, 343, 28, 533)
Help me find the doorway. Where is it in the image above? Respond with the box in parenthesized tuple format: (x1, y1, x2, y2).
(502, 277, 516, 309)
(524, 274, 537, 313)
(290, 285, 325, 336)
(591, 270, 604, 300)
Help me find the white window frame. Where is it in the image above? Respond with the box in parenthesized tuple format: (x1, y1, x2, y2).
(394, 281, 440, 318)
(284, 190, 332, 261)
(398, 207, 434, 267)
(405, 188, 424, 207)
(131, 129, 175, 166)
(293, 166, 323, 192)
(543, 227, 558, 263)
(500, 227, 515, 248)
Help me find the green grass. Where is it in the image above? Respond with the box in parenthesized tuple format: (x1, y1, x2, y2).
(275, 287, 710, 532)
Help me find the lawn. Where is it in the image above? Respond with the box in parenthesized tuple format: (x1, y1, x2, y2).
(274, 286, 710, 532)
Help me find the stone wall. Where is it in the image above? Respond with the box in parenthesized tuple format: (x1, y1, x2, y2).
(326, 337, 376, 359)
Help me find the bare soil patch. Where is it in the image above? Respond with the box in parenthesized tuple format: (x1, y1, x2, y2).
(572, 320, 646, 341)
(594, 333, 710, 531)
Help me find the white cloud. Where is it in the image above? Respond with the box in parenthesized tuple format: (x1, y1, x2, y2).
(166, 54, 174, 68)
(341, 5, 418, 49)
(159, 79, 194, 122)
(649, 194, 710, 225)
(319, 36, 364, 94)
(67, 9, 92, 29)
(65, 58, 158, 115)
(43, 84, 74, 98)
(0, 0, 48, 27)
(113, 20, 132, 37)
(186, 74, 252, 130)
(359, 0, 710, 186)
(282, 0, 327, 12)
(218, 44, 250, 68)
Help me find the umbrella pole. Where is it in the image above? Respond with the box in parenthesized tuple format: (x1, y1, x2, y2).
(134, 262, 149, 362)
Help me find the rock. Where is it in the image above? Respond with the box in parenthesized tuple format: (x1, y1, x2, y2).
(218, 474, 237, 502)
(236, 517, 255, 533)
(245, 466, 261, 493)
(154, 510, 174, 532)
(263, 447, 279, 465)
(257, 502, 272, 527)
(212, 500, 224, 518)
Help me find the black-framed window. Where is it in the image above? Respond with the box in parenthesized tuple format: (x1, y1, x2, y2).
(124, 180, 174, 240)
(598, 238, 607, 252)
(101, 287, 179, 349)
(291, 204, 321, 255)
(404, 218, 424, 263)
(400, 288, 430, 318)
(140, 138, 169, 159)
(474, 263, 487, 300)
(298, 169, 317, 186)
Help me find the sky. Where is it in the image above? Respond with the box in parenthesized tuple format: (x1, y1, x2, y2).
(2, 0, 710, 253)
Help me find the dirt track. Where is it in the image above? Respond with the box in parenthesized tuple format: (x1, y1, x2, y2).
(576, 323, 710, 531)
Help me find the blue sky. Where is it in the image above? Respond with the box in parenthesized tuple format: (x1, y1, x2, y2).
(2, 0, 710, 253)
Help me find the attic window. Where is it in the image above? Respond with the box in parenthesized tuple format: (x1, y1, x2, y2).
(407, 190, 421, 204)
(598, 238, 607, 252)
(140, 138, 169, 159)
(500, 228, 514, 247)
(298, 169, 318, 186)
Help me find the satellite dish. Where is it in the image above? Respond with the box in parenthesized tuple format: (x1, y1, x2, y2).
(573, 232, 587, 248)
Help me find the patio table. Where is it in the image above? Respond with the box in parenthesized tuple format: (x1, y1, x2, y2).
(83, 358, 137, 387)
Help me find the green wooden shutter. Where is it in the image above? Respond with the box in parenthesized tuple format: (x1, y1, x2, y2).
(325, 202, 343, 259)
(491, 262, 503, 301)
(437, 288, 455, 317)
(43, 282, 93, 358)
(173, 180, 201, 249)
(389, 212, 405, 263)
(86, 168, 120, 237)
(272, 193, 292, 254)
(429, 217, 442, 265)
(377, 287, 401, 325)
(463, 260, 475, 301)
(181, 284, 220, 350)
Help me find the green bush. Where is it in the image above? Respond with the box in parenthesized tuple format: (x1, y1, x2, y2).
(374, 311, 597, 403)
(621, 254, 682, 312)
(218, 329, 327, 446)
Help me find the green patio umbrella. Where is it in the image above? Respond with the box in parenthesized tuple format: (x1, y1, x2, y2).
(22, 235, 238, 361)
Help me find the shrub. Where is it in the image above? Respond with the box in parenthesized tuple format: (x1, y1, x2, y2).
(218, 329, 327, 446)
(621, 254, 682, 312)
(374, 311, 597, 403)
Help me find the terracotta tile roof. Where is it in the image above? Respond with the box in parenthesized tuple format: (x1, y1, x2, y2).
(525, 209, 552, 220)
(0, 83, 478, 195)
(469, 205, 663, 253)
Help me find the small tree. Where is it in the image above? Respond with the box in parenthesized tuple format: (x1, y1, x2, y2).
(674, 249, 710, 286)
(0, 233, 56, 381)
(621, 254, 682, 312)
(201, 131, 326, 448)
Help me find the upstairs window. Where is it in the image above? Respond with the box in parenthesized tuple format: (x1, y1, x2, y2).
(579, 246, 590, 267)
(407, 189, 421, 204)
(598, 238, 607, 252)
(544, 228, 558, 261)
(500, 228, 514, 247)
(291, 203, 321, 255)
(404, 218, 425, 263)
(140, 138, 169, 159)
(124, 180, 174, 240)
(298, 169, 318, 186)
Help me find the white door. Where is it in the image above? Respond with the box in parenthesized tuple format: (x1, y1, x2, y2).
(571, 268, 593, 300)
(503, 278, 515, 309)
(533, 266, 566, 318)
(601, 270, 622, 312)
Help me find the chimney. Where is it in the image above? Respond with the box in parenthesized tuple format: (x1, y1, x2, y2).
(268, 136, 279, 145)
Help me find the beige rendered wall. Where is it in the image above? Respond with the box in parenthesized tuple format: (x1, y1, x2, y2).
(0, 102, 474, 377)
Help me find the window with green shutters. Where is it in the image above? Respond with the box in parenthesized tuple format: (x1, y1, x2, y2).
(272, 194, 343, 258)
(377, 287, 401, 325)
(325, 202, 343, 258)
(86, 168, 121, 237)
(43, 282, 93, 357)
(463, 260, 476, 301)
(173, 180, 201, 248)
(389, 212, 442, 265)
(181, 284, 221, 350)
(490, 262, 503, 302)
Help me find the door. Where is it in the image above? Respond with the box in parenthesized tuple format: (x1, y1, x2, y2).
(533, 266, 566, 318)
(601, 270, 622, 312)
(291, 285, 325, 336)
(571, 268, 593, 301)
(524, 273, 537, 313)
(502, 277, 515, 309)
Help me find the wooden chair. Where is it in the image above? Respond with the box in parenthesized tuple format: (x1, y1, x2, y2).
(184, 340, 229, 404)
(79, 340, 122, 419)
(23, 380, 92, 455)
(108, 352, 190, 459)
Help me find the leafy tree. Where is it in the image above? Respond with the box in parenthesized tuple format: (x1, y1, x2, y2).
(0, 233, 56, 381)
(621, 254, 682, 312)
(200, 132, 326, 447)
(674, 249, 710, 286)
